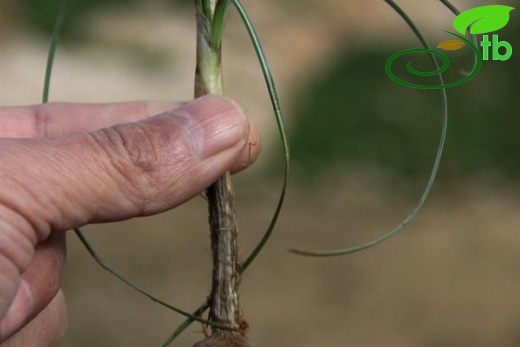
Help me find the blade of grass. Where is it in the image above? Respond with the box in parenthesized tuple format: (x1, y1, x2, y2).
(232, 0, 290, 271)
(202, 0, 213, 20)
(211, 0, 232, 48)
(290, 0, 450, 257)
(160, 303, 210, 347)
(438, 0, 460, 15)
(74, 229, 231, 328)
(43, 0, 70, 103)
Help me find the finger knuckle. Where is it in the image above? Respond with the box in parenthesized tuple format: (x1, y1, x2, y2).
(89, 124, 164, 212)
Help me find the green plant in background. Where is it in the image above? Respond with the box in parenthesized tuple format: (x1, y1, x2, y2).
(289, 0, 454, 256)
(18, 0, 188, 39)
(288, 1, 520, 254)
(289, 2, 520, 184)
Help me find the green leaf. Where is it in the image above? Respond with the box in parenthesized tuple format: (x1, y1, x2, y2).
(290, 0, 450, 257)
(453, 5, 514, 35)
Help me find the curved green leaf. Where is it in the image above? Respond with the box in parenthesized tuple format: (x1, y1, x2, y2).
(453, 5, 514, 35)
(290, 0, 450, 256)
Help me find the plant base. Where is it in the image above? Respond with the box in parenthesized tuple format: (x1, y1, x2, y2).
(193, 334, 254, 347)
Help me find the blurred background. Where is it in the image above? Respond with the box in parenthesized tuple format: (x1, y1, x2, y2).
(1, 0, 520, 346)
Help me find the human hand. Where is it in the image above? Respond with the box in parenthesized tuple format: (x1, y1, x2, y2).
(0, 95, 259, 347)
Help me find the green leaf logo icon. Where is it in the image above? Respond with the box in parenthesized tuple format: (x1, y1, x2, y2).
(453, 5, 514, 35)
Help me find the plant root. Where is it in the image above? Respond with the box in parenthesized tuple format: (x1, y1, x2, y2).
(193, 334, 254, 347)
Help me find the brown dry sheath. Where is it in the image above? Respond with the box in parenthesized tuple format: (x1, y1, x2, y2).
(194, 2, 247, 339)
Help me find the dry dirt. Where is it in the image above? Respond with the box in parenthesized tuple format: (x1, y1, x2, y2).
(60, 177, 520, 347)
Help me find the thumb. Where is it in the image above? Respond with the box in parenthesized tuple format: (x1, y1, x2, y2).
(0, 95, 251, 243)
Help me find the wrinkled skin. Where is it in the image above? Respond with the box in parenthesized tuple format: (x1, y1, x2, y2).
(0, 95, 260, 347)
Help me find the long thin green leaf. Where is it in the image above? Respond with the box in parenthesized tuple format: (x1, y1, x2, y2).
(232, 0, 290, 271)
(211, 0, 232, 47)
(74, 229, 231, 328)
(202, 0, 212, 20)
(43, 0, 70, 103)
(438, 0, 460, 15)
(159, 303, 210, 347)
(290, 0, 450, 257)
(160, 0, 290, 344)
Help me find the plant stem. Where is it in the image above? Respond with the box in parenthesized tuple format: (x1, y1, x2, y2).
(194, 0, 248, 341)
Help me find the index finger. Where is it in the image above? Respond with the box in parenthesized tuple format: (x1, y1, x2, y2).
(0, 101, 181, 138)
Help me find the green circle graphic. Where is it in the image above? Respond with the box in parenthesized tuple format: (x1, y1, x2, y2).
(385, 31, 483, 89)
